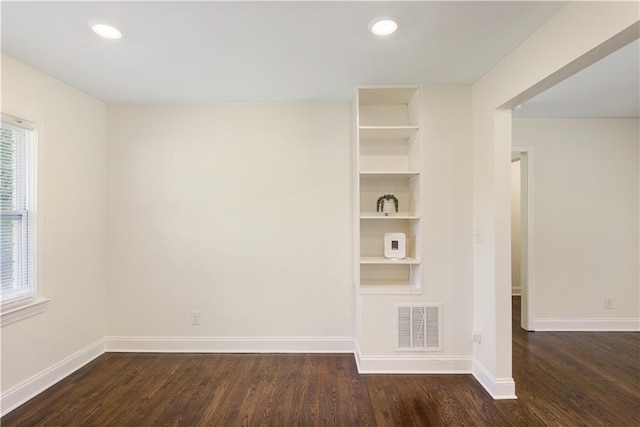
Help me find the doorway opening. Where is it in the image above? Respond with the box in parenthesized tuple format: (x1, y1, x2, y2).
(511, 149, 532, 331)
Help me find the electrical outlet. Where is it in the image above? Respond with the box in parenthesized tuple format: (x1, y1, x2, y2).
(604, 298, 614, 310)
(474, 228, 484, 244)
(191, 311, 201, 325)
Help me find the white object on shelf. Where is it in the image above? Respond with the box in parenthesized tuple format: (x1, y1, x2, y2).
(384, 232, 406, 259)
(382, 199, 395, 216)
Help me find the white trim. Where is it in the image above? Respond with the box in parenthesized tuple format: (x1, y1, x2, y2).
(0, 117, 38, 309)
(354, 335, 470, 374)
(0, 338, 105, 416)
(532, 318, 640, 331)
(354, 341, 364, 372)
(512, 145, 534, 331)
(356, 355, 472, 374)
(471, 359, 517, 400)
(0, 113, 36, 130)
(105, 336, 355, 353)
(360, 285, 423, 295)
(511, 286, 521, 296)
(0, 298, 50, 327)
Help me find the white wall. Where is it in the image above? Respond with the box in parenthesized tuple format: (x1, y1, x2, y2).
(358, 86, 474, 367)
(421, 86, 474, 357)
(471, 1, 638, 398)
(106, 104, 353, 346)
(513, 118, 639, 325)
(511, 160, 521, 295)
(1, 1, 637, 409)
(1, 55, 107, 397)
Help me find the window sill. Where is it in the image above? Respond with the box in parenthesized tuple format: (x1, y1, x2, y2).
(1, 298, 50, 327)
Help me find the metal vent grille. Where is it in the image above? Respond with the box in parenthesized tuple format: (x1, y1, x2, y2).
(396, 304, 441, 351)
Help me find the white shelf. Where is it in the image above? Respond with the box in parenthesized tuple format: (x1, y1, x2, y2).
(359, 279, 423, 295)
(359, 126, 419, 139)
(360, 171, 419, 179)
(361, 279, 411, 286)
(360, 257, 420, 265)
(360, 215, 420, 220)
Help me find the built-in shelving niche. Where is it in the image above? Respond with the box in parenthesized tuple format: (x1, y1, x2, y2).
(355, 86, 422, 295)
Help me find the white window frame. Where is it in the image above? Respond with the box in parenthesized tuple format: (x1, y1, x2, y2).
(1, 113, 48, 326)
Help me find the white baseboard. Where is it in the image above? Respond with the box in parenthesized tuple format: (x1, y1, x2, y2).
(105, 336, 355, 353)
(0, 336, 522, 416)
(472, 359, 517, 400)
(532, 317, 640, 331)
(511, 287, 521, 296)
(356, 355, 472, 373)
(354, 343, 471, 373)
(1, 338, 105, 416)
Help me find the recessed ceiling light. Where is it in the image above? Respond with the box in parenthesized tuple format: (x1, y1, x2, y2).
(91, 23, 123, 40)
(369, 18, 398, 36)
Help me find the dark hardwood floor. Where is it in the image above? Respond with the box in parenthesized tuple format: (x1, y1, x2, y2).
(3, 298, 639, 426)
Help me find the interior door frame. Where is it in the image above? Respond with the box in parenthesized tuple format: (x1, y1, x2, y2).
(512, 147, 534, 331)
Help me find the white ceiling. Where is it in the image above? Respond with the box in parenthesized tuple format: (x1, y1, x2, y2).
(1, 1, 566, 104)
(514, 38, 640, 118)
(2, 1, 637, 117)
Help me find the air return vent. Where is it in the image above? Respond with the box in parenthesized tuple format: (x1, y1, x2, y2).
(396, 304, 442, 351)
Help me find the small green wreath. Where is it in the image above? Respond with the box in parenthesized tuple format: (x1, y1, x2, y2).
(376, 194, 399, 213)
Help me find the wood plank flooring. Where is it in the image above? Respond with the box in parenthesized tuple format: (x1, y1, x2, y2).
(3, 297, 639, 426)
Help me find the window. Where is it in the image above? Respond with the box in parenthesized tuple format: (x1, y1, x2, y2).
(1, 114, 35, 306)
